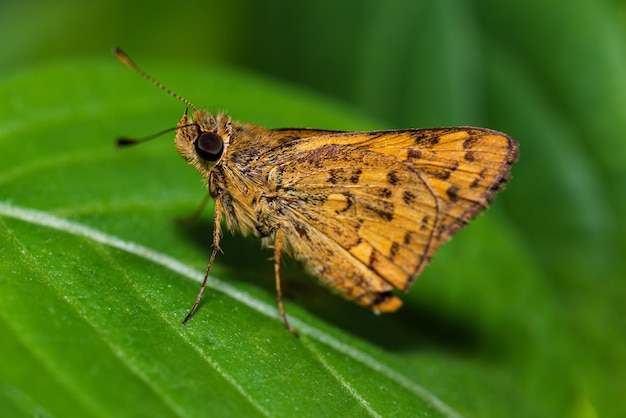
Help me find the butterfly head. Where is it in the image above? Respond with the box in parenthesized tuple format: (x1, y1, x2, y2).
(175, 109, 233, 178)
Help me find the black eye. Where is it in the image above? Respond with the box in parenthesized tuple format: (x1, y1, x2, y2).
(194, 132, 224, 161)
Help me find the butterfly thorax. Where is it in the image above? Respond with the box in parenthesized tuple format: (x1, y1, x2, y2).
(175, 109, 289, 240)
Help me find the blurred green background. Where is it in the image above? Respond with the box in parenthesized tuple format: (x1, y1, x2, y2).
(1, 0, 625, 417)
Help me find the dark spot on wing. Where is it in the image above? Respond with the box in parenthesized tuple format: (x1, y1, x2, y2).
(375, 188, 393, 199)
(350, 169, 362, 184)
(368, 249, 379, 269)
(402, 190, 416, 205)
(390, 242, 400, 258)
(327, 167, 363, 185)
(387, 171, 400, 185)
(425, 168, 450, 180)
(412, 131, 440, 147)
(446, 185, 460, 202)
(407, 149, 422, 160)
(463, 136, 478, 149)
(327, 168, 344, 184)
(361, 199, 394, 221)
(423, 160, 458, 180)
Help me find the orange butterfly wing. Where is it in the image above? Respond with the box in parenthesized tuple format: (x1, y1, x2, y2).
(265, 127, 518, 311)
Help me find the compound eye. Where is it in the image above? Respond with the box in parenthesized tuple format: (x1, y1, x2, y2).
(194, 132, 224, 161)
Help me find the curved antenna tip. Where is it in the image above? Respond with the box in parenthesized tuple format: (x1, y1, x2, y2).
(113, 46, 198, 111)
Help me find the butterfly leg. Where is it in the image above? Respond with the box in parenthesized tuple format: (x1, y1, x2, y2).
(176, 192, 211, 225)
(274, 228, 299, 337)
(182, 198, 223, 324)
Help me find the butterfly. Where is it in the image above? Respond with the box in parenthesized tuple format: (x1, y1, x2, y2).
(115, 47, 519, 336)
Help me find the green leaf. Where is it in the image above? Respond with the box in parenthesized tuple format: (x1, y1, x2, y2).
(0, 56, 618, 418)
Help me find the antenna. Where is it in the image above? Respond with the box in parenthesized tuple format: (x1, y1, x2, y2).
(116, 123, 197, 148)
(113, 46, 198, 111)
